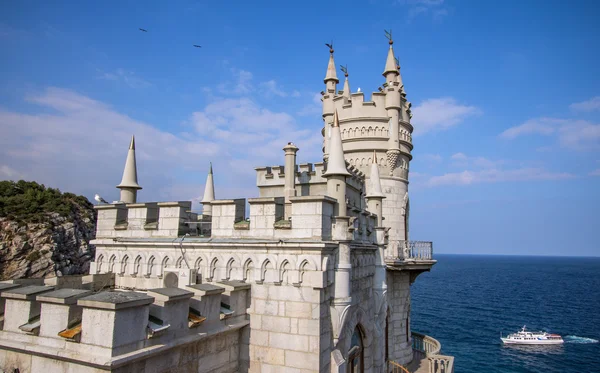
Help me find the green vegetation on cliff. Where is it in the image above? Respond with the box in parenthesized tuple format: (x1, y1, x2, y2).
(0, 180, 93, 223)
(0, 180, 97, 279)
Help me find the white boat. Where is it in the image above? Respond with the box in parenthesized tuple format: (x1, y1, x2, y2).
(501, 325, 564, 345)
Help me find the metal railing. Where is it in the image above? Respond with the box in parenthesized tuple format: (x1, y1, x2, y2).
(387, 240, 433, 261)
(412, 332, 454, 373)
(388, 361, 410, 373)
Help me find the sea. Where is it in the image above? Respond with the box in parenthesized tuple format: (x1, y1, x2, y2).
(410, 254, 600, 373)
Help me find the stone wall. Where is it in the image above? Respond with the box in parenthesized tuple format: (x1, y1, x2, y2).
(380, 177, 409, 244)
(386, 271, 413, 365)
(0, 328, 241, 373)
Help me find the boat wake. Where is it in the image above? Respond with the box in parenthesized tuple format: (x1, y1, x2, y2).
(564, 336, 599, 344)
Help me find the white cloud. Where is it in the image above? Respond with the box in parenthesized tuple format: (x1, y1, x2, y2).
(297, 92, 323, 117)
(589, 169, 600, 177)
(425, 168, 575, 187)
(411, 97, 480, 135)
(500, 117, 600, 151)
(0, 84, 323, 205)
(421, 153, 443, 163)
(0, 165, 23, 180)
(0, 87, 220, 202)
(450, 152, 467, 161)
(259, 80, 288, 98)
(217, 69, 254, 95)
(570, 96, 600, 112)
(399, 0, 448, 21)
(450, 152, 503, 168)
(99, 68, 151, 89)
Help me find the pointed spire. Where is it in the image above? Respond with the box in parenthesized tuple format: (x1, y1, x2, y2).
(116, 136, 142, 202)
(323, 110, 350, 177)
(324, 45, 339, 84)
(341, 66, 351, 99)
(383, 36, 399, 77)
(201, 162, 215, 216)
(367, 151, 385, 198)
(201, 162, 215, 204)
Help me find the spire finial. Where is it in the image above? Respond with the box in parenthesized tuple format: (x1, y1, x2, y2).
(340, 64, 348, 77)
(209, 161, 213, 174)
(372, 150, 378, 164)
(385, 29, 393, 45)
(325, 41, 334, 54)
(129, 135, 135, 150)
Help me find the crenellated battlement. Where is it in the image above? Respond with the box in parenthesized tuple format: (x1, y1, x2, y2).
(95, 201, 198, 239)
(0, 280, 250, 360)
(255, 161, 365, 189)
(207, 195, 378, 243)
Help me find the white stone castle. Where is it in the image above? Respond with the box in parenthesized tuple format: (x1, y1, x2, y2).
(0, 37, 454, 373)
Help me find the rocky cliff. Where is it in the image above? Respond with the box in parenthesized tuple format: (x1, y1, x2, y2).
(0, 180, 96, 280)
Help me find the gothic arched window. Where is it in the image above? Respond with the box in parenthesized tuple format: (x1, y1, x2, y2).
(348, 326, 364, 373)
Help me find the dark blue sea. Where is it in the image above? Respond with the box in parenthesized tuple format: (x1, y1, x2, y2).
(411, 254, 600, 373)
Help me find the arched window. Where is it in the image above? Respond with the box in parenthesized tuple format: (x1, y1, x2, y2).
(348, 326, 364, 373)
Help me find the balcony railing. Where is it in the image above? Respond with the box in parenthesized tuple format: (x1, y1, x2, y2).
(411, 332, 454, 373)
(387, 240, 433, 261)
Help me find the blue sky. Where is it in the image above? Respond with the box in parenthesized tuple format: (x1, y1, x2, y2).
(1, 0, 599, 256)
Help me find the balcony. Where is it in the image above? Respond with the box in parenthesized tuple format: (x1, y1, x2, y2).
(402, 332, 454, 373)
(385, 241, 436, 280)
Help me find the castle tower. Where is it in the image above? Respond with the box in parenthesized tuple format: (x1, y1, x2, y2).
(322, 36, 413, 244)
(116, 136, 142, 203)
(321, 44, 339, 163)
(201, 162, 215, 216)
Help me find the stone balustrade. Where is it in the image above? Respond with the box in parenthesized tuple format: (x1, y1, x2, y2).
(387, 240, 434, 261)
(411, 332, 454, 373)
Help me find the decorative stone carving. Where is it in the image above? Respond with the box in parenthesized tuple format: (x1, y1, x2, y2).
(386, 150, 400, 175)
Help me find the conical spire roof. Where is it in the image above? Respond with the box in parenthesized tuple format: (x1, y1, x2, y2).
(366, 151, 385, 198)
(201, 162, 215, 203)
(323, 110, 350, 177)
(383, 40, 399, 77)
(116, 136, 142, 190)
(342, 72, 351, 99)
(324, 48, 339, 83)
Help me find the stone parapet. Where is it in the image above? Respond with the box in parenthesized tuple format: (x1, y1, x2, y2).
(210, 195, 338, 241)
(1, 285, 54, 334)
(37, 289, 91, 339)
(0, 282, 250, 359)
(93, 201, 196, 239)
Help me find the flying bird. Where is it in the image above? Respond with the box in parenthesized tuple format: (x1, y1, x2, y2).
(94, 194, 109, 204)
(139, 28, 148, 32)
(193, 45, 201, 48)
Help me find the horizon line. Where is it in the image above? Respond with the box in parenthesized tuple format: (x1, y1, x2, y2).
(434, 252, 599, 258)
